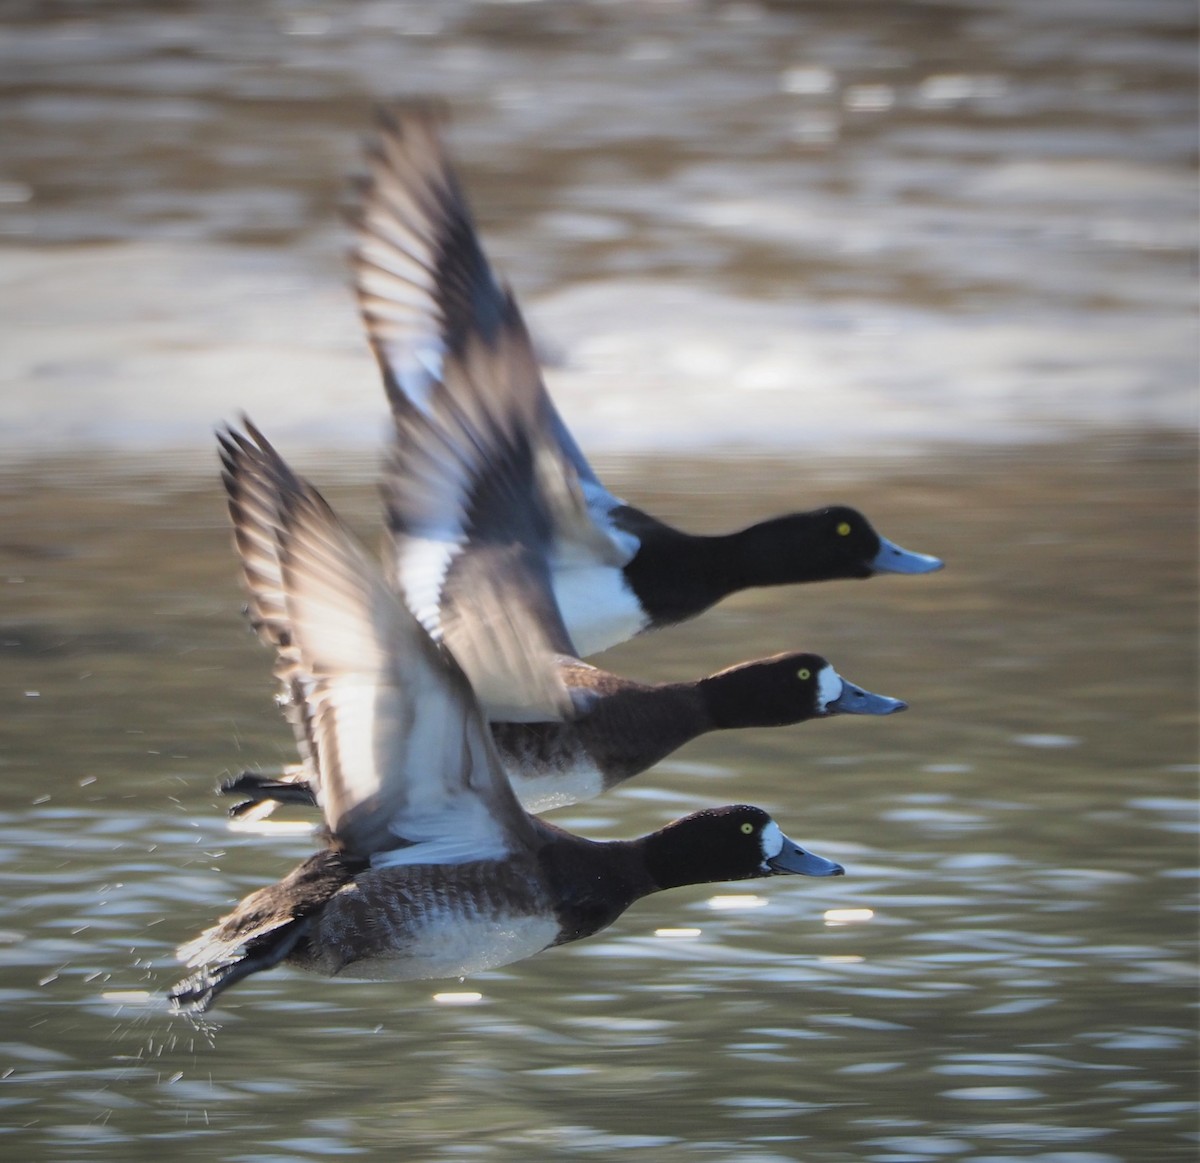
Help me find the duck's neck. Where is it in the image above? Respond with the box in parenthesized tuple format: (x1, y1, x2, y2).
(617, 509, 737, 626)
(639, 817, 745, 892)
(536, 825, 656, 944)
(496, 678, 709, 785)
(593, 680, 711, 774)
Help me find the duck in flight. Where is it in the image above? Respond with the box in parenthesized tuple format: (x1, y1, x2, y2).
(224, 646, 905, 819)
(221, 190, 907, 821)
(351, 108, 943, 660)
(169, 422, 844, 1013)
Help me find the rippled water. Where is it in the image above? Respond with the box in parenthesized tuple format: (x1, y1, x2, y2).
(1, 1, 1197, 1158)
(1, 437, 1195, 1161)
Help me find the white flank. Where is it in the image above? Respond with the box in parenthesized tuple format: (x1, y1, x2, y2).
(507, 758, 606, 814)
(551, 564, 646, 657)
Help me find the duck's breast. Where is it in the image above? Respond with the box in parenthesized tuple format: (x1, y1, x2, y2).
(492, 721, 607, 813)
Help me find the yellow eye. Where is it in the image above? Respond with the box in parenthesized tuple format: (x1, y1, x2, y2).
(837, 521, 851, 536)
(797, 668, 811, 680)
(740, 822, 754, 835)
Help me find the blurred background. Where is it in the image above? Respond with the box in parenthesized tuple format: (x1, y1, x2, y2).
(0, 2, 1196, 1161)
(2, 0, 1195, 452)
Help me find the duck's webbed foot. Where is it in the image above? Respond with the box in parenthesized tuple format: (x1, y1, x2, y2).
(220, 769, 318, 818)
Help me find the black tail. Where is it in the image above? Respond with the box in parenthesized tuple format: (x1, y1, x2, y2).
(169, 922, 310, 1014)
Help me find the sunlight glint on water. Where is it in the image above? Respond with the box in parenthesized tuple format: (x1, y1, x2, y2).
(0, 438, 1194, 1161)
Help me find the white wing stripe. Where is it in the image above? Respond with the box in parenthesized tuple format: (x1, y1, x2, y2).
(397, 536, 461, 641)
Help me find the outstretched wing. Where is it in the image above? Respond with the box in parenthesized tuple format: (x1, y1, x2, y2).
(218, 420, 535, 864)
(352, 107, 602, 473)
(379, 307, 617, 721)
(350, 109, 633, 707)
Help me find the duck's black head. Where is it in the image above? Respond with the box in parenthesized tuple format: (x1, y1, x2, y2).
(643, 805, 844, 890)
(701, 651, 907, 729)
(738, 506, 943, 584)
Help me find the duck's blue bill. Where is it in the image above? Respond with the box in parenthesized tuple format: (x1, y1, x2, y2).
(871, 536, 944, 575)
(768, 838, 845, 877)
(828, 681, 907, 716)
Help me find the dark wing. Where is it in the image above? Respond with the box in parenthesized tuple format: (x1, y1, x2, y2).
(350, 110, 632, 716)
(380, 312, 618, 721)
(221, 429, 321, 789)
(352, 105, 603, 480)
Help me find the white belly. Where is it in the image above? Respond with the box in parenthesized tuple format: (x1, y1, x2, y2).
(551, 564, 646, 657)
(330, 912, 561, 982)
(507, 758, 606, 814)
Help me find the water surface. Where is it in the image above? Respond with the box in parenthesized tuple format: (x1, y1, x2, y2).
(0, 1, 1196, 1158)
(0, 438, 1195, 1161)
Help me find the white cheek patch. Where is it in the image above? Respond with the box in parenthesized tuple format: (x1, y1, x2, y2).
(816, 665, 844, 713)
(759, 820, 784, 863)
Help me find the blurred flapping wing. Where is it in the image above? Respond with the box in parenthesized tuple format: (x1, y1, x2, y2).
(351, 108, 627, 718)
(219, 421, 533, 864)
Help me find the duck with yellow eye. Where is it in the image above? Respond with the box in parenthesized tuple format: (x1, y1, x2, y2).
(168, 426, 845, 1012)
(606, 504, 942, 654)
(226, 650, 906, 820)
(351, 110, 943, 661)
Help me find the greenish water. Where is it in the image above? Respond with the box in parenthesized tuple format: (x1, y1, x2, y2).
(0, 437, 1194, 1161)
(2, 0, 1195, 1156)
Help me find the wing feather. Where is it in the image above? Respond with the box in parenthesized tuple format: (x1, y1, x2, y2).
(349, 109, 632, 715)
(218, 420, 533, 863)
